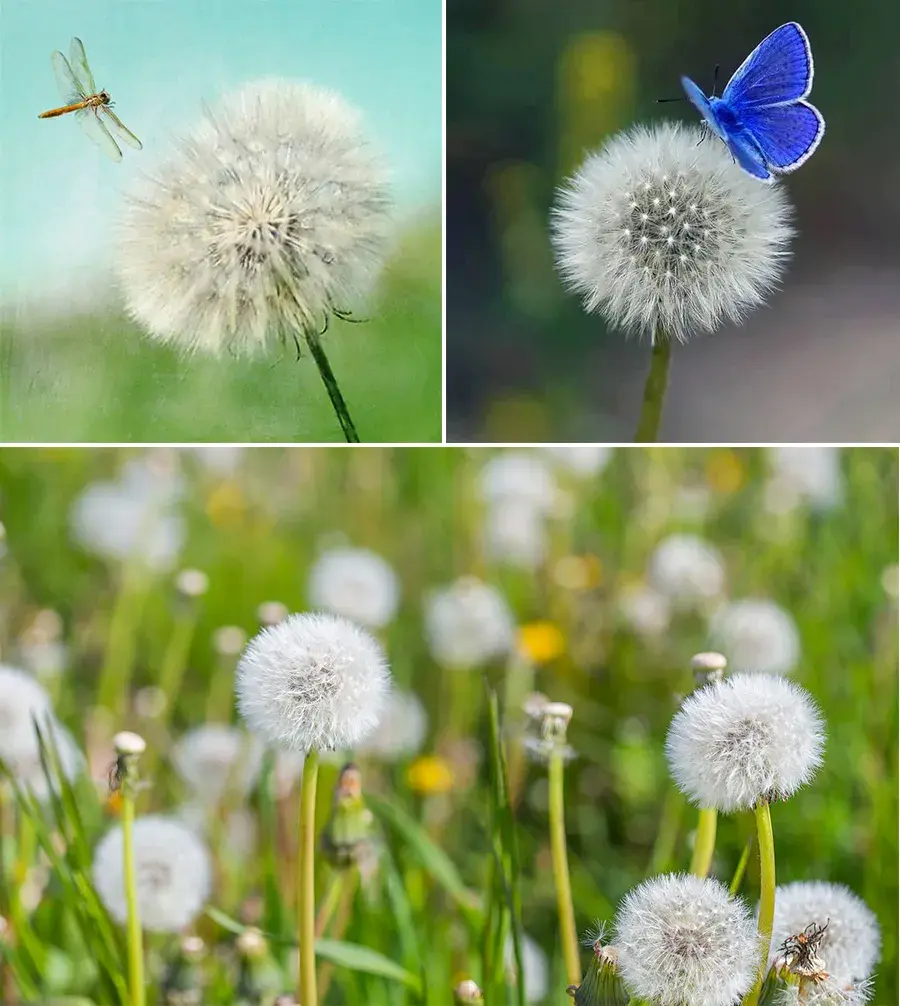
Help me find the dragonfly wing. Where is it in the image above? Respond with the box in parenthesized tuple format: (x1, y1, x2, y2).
(51, 49, 83, 103)
(76, 108, 123, 161)
(100, 107, 142, 149)
(68, 37, 97, 94)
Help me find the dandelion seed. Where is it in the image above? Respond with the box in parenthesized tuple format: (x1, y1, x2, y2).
(769, 882, 881, 984)
(648, 533, 726, 609)
(171, 724, 264, 806)
(709, 598, 801, 676)
(235, 612, 390, 752)
(118, 80, 391, 358)
(424, 577, 515, 670)
(307, 546, 400, 629)
(665, 673, 825, 812)
(92, 815, 212, 932)
(615, 873, 758, 1006)
(551, 122, 793, 341)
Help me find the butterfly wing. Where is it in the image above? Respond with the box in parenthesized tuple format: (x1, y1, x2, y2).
(681, 75, 728, 142)
(722, 22, 814, 109)
(738, 100, 824, 171)
(723, 133, 774, 183)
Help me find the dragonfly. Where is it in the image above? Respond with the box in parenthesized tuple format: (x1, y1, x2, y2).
(38, 37, 142, 162)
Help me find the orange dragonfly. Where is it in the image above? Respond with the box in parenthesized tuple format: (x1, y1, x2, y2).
(38, 37, 142, 162)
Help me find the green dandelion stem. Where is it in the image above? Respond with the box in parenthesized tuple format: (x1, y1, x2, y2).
(635, 335, 672, 442)
(548, 750, 580, 987)
(689, 807, 718, 878)
(121, 786, 146, 1006)
(95, 562, 148, 717)
(303, 326, 360, 443)
(742, 799, 776, 1006)
(297, 749, 320, 1006)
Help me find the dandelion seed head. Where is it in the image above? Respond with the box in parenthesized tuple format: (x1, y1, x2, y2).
(424, 577, 515, 669)
(0, 666, 53, 760)
(14, 723, 84, 802)
(307, 546, 400, 629)
(541, 444, 614, 478)
(618, 584, 672, 637)
(770, 882, 880, 984)
(483, 500, 548, 570)
(665, 673, 825, 812)
(92, 815, 212, 932)
(615, 873, 758, 1006)
(709, 598, 801, 676)
(766, 447, 844, 513)
(235, 612, 390, 752)
(117, 80, 392, 357)
(357, 688, 428, 762)
(478, 451, 559, 513)
(774, 976, 874, 1006)
(504, 933, 549, 1004)
(648, 533, 726, 608)
(171, 724, 264, 805)
(551, 122, 793, 341)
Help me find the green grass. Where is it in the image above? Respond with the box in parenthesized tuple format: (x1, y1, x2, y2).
(0, 221, 441, 444)
(0, 446, 896, 1005)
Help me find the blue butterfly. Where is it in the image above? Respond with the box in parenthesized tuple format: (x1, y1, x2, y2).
(681, 22, 825, 183)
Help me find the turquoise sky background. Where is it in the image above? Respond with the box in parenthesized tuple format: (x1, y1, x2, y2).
(0, 0, 441, 307)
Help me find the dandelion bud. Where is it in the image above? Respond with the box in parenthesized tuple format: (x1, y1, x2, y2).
(570, 922, 625, 1006)
(113, 731, 146, 756)
(235, 612, 390, 752)
(524, 700, 576, 764)
(615, 873, 758, 1006)
(320, 763, 377, 871)
(551, 122, 793, 341)
(237, 927, 268, 959)
(691, 650, 727, 687)
(454, 978, 484, 1003)
(665, 673, 825, 812)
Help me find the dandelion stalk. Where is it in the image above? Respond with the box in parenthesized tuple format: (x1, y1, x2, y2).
(743, 799, 776, 1006)
(115, 732, 147, 1006)
(95, 562, 148, 717)
(688, 807, 717, 878)
(548, 749, 580, 987)
(635, 336, 671, 442)
(303, 324, 359, 442)
(298, 749, 320, 1006)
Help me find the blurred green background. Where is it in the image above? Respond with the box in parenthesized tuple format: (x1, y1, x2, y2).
(447, 0, 900, 442)
(0, 0, 441, 443)
(0, 445, 896, 1003)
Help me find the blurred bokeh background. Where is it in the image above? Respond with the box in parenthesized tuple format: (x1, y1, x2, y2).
(447, 0, 900, 442)
(0, 0, 441, 442)
(0, 445, 896, 1003)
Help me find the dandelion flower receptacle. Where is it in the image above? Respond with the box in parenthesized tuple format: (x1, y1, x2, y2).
(117, 79, 392, 442)
(551, 122, 794, 439)
(615, 873, 759, 1006)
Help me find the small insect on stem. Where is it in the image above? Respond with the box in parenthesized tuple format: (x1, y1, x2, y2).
(107, 753, 127, 793)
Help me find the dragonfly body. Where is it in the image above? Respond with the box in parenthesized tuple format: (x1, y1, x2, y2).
(38, 38, 141, 161)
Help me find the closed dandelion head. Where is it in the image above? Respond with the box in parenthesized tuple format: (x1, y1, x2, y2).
(665, 673, 825, 812)
(92, 815, 212, 932)
(615, 873, 758, 1006)
(770, 882, 881, 984)
(307, 546, 400, 629)
(171, 724, 264, 806)
(709, 598, 801, 676)
(117, 79, 391, 356)
(551, 122, 794, 342)
(424, 577, 515, 670)
(235, 612, 390, 752)
(648, 534, 726, 608)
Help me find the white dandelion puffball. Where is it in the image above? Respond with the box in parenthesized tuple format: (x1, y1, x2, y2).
(118, 79, 391, 356)
(767, 447, 843, 512)
(424, 577, 515, 670)
(357, 689, 428, 762)
(615, 873, 758, 1006)
(542, 444, 614, 478)
(618, 584, 671, 637)
(769, 881, 881, 983)
(7, 717, 84, 802)
(483, 500, 548, 570)
(665, 673, 825, 812)
(503, 932, 549, 1004)
(70, 478, 184, 572)
(774, 976, 873, 1006)
(179, 802, 258, 862)
(709, 598, 801, 676)
(171, 724, 264, 806)
(0, 665, 53, 758)
(92, 815, 212, 932)
(551, 122, 793, 341)
(477, 451, 558, 513)
(235, 612, 390, 752)
(648, 534, 725, 608)
(307, 546, 400, 629)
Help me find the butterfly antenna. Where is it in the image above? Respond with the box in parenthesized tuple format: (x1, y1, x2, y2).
(656, 96, 684, 103)
(712, 63, 720, 96)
